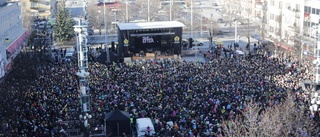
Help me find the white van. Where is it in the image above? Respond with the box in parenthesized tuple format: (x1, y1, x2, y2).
(136, 118, 155, 137)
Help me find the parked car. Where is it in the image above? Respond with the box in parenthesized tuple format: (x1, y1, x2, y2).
(218, 18, 224, 23)
(193, 40, 204, 46)
(182, 40, 188, 47)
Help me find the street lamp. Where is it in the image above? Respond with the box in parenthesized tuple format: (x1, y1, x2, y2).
(114, 11, 117, 23)
(125, 0, 129, 22)
(190, 0, 193, 38)
(235, 20, 238, 43)
(169, 0, 173, 21)
(103, 0, 110, 63)
(147, 0, 150, 22)
(200, 9, 203, 36)
(210, 21, 213, 47)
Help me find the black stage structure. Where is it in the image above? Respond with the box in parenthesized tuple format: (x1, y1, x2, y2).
(116, 21, 185, 62)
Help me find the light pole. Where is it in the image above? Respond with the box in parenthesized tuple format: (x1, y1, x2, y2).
(169, 0, 173, 21)
(190, 0, 193, 38)
(103, 0, 110, 63)
(300, 40, 304, 67)
(147, 0, 150, 22)
(200, 9, 203, 36)
(125, 0, 129, 22)
(74, 0, 91, 134)
(210, 21, 213, 47)
(114, 11, 117, 22)
(235, 20, 238, 43)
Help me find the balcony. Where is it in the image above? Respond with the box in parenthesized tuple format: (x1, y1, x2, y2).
(288, 25, 300, 33)
(30, 6, 39, 10)
(295, 12, 300, 18)
(275, 16, 281, 23)
(256, 2, 263, 10)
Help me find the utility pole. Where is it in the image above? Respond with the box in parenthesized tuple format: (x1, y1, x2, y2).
(147, 0, 150, 22)
(190, 0, 193, 38)
(125, 0, 129, 22)
(235, 20, 238, 43)
(103, 0, 110, 63)
(300, 39, 303, 67)
(200, 9, 202, 36)
(169, 0, 173, 21)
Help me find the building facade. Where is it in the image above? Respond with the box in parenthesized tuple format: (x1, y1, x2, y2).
(265, 0, 304, 46)
(304, 0, 320, 39)
(0, 1, 29, 79)
(227, 0, 309, 46)
(20, 0, 56, 19)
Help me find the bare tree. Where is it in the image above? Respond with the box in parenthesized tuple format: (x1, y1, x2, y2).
(87, 4, 105, 35)
(130, 0, 162, 21)
(223, 93, 319, 137)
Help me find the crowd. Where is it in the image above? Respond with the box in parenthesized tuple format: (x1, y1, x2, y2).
(0, 44, 316, 136)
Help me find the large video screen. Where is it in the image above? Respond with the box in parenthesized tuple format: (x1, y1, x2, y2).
(135, 35, 161, 49)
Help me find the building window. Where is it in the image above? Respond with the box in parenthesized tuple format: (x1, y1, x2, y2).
(296, 4, 300, 11)
(317, 9, 320, 15)
(312, 8, 316, 14)
(279, 1, 282, 9)
(270, 13, 274, 20)
(305, 6, 311, 13)
(271, 0, 274, 6)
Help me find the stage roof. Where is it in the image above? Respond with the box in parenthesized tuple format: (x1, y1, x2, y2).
(117, 21, 185, 30)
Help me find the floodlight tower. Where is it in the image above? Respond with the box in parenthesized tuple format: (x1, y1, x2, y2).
(74, 0, 91, 131)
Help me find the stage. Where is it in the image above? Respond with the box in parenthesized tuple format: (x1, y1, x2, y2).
(132, 55, 176, 60)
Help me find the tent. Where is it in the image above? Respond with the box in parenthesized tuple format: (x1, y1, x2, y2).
(105, 109, 131, 137)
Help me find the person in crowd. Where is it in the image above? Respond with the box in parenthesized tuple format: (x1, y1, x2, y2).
(0, 46, 315, 136)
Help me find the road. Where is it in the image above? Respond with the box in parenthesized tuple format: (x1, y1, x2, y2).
(189, 0, 259, 38)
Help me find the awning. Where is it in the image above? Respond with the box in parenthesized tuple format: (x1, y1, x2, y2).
(6, 30, 31, 54)
(274, 42, 294, 51)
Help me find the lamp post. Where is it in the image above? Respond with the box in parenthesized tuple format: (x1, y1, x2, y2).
(235, 20, 238, 43)
(300, 41, 304, 67)
(190, 0, 193, 38)
(210, 21, 213, 48)
(103, 0, 110, 63)
(200, 9, 203, 36)
(169, 0, 173, 21)
(147, 0, 150, 22)
(125, 0, 129, 22)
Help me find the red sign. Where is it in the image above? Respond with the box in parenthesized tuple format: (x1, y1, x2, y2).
(274, 42, 294, 51)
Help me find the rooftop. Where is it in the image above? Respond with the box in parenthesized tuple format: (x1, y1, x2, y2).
(117, 21, 185, 30)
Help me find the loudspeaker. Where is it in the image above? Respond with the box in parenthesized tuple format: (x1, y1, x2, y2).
(111, 41, 115, 51)
(174, 44, 180, 55)
(188, 38, 193, 48)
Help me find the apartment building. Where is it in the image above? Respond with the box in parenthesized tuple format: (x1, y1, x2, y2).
(304, 0, 320, 39)
(20, 0, 56, 19)
(0, 1, 30, 78)
(226, 0, 316, 45)
(266, 0, 304, 46)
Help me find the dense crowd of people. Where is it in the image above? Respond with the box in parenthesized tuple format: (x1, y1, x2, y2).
(0, 45, 316, 136)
